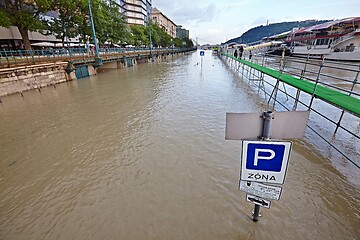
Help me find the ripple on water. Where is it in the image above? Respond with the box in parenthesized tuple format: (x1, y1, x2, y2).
(0, 52, 359, 240)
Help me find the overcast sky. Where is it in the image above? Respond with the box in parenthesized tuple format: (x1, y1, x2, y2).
(152, 0, 360, 45)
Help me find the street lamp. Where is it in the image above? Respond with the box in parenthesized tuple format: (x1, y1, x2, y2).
(172, 29, 174, 57)
(147, 17, 153, 62)
(87, 0, 102, 66)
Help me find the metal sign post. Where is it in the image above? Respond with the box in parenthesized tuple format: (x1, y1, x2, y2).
(225, 110, 308, 223)
(200, 50, 205, 70)
(253, 111, 272, 221)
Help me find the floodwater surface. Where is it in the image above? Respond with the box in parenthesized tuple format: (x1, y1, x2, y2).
(0, 51, 359, 240)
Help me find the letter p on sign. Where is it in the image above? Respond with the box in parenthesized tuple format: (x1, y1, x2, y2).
(254, 149, 275, 166)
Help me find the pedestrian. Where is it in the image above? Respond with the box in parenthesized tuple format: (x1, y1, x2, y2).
(234, 49, 238, 58)
(249, 50, 252, 60)
(239, 45, 244, 59)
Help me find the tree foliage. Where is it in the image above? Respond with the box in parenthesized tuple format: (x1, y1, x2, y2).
(129, 22, 175, 48)
(92, 0, 129, 45)
(0, 0, 52, 49)
(174, 37, 194, 48)
(1, 0, 191, 49)
(45, 0, 82, 47)
(130, 25, 149, 46)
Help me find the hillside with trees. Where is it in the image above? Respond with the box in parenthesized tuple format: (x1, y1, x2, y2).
(225, 20, 330, 44)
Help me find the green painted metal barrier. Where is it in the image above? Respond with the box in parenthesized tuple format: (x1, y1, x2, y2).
(221, 52, 360, 116)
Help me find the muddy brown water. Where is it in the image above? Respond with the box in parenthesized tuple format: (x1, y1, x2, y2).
(0, 51, 359, 239)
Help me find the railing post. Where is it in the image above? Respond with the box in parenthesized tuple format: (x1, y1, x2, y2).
(308, 56, 325, 110)
(253, 111, 273, 222)
(4, 50, 9, 67)
(335, 65, 359, 134)
(293, 55, 309, 111)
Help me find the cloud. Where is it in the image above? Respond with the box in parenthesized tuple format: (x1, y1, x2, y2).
(251, 17, 268, 26)
(207, 28, 223, 35)
(153, 1, 217, 25)
(222, 1, 248, 11)
(171, 3, 217, 24)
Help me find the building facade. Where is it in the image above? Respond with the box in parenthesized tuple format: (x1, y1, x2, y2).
(151, 8, 176, 38)
(0, 0, 153, 49)
(176, 25, 189, 39)
(114, 0, 152, 26)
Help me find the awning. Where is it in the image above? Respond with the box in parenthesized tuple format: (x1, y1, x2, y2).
(31, 42, 55, 47)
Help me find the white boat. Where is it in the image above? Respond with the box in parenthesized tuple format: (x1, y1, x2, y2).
(285, 17, 360, 61)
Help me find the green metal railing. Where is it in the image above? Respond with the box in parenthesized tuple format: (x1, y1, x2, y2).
(0, 47, 195, 68)
(220, 51, 360, 169)
(221, 52, 360, 116)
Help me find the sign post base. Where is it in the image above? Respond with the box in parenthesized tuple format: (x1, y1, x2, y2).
(253, 205, 261, 222)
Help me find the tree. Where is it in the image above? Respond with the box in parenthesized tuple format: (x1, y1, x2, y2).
(150, 23, 172, 47)
(130, 25, 149, 46)
(0, 0, 52, 49)
(70, 0, 128, 46)
(93, 0, 128, 45)
(73, 0, 91, 43)
(45, 0, 82, 47)
(174, 37, 194, 48)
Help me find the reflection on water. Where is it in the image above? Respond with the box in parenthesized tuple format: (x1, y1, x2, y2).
(0, 51, 359, 240)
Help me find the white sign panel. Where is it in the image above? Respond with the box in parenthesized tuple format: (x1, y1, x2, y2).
(241, 140, 292, 185)
(225, 111, 310, 140)
(246, 194, 271, 209)
(239, 180, 282, 200)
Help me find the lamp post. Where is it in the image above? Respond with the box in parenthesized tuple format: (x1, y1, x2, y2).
(148, 17, 153, 62)
(171, 27, 174, 57)
(87, 0, 102, 66)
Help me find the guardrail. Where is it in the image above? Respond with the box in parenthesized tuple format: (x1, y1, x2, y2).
(220, 51, 360, 170)
(0, 47, 193, 68)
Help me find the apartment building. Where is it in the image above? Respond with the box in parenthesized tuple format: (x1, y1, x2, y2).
(176, 25, 189, 39)
(114, 0, 152, 26)
(151, 8, 176, 38)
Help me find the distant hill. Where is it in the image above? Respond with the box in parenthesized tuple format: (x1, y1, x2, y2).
(225, 20, 330, 44)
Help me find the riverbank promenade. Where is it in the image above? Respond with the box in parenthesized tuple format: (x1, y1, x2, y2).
(0, 47, 195, 97)
(0, 47, 192, 69)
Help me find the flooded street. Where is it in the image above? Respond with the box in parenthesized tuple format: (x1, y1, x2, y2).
(0, 51, 359, 239)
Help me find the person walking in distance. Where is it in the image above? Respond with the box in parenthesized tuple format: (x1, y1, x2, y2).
(239, 45, 244, 59)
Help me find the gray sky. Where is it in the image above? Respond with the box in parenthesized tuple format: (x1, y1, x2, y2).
(153, 0, 360, 44)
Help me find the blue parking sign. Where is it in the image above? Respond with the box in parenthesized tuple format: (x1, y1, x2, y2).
(246, 143, 285, 172)
(200, 50, 205, 56)
(241, 140, 292, 184)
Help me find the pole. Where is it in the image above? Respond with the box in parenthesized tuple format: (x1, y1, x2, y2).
(148, 18, 153, 62)
(253, 205, 261, 222)
(172, 29, 174, 57)
(87, 0, 102, 66)
(253, 111, 273, 222)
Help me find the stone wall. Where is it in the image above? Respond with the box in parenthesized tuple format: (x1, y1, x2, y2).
(0, 62, 68, 96)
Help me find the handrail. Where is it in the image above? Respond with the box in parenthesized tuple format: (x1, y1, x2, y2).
(221, 52, 360, 117)
(0, 47, 195, 68)
(220, 51, 360, 170)
(331, 31, 356, 47)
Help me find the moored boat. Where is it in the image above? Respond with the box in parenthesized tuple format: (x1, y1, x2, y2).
(285, 17, 360, 61)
